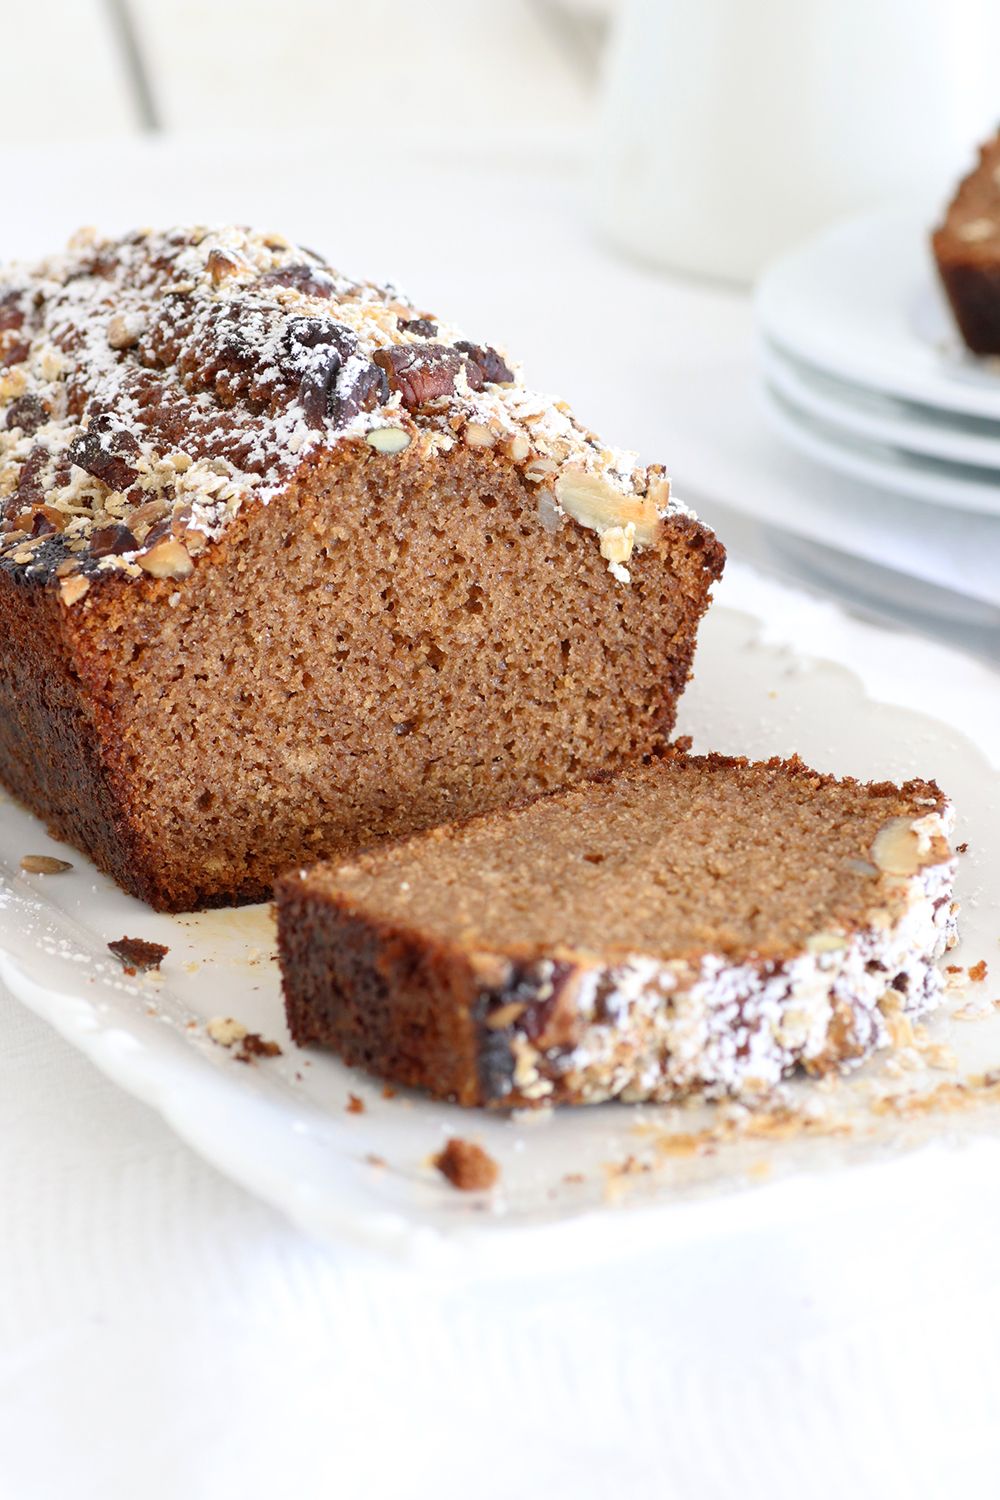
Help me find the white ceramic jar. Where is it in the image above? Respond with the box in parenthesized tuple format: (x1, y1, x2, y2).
(592, 0, 1000, 282)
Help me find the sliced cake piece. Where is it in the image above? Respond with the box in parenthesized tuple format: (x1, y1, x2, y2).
(276, 753, 958, 1108)
(0, 228, 723, 912)
(933, 131, 1000, 355)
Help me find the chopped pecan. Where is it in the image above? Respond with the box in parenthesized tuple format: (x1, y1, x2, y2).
(298, 349, 389, 429)
(1, 341, 30, 369)
(206, 249, 240, 284)
(283, 316, 355, 357)
(297, 353, 343, 427)
(258, 263, 336, 298)
(5, 395, 47, 434)
(373, 344, 469, 410)
(397, 316, 438, 337)
(333, 361, 389, 425)
(0, 292, 24, 332)
(14, 446, 49, 508)
(286, 322, 360, 427)
(454, 341, 514, 384)
(68, 413, 141, 492)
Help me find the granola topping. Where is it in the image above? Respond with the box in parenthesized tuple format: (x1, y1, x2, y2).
(0, 226, 688, 599)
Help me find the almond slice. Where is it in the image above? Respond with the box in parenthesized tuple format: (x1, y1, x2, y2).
(555, 467, 660, 547)
(871, 817, 930, 876)
(58, 574, 90, 606)
(138, 539, 193, 580)
(365, 427, 411, 455)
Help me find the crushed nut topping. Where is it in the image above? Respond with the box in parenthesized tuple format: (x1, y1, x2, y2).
(0, 226, 688, 599)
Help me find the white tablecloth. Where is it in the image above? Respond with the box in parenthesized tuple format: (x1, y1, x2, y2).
(2, 130, 999, 1500)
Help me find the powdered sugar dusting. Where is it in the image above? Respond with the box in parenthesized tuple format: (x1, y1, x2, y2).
(480, 809, 960, 1107)
(0, 225, 690, 600)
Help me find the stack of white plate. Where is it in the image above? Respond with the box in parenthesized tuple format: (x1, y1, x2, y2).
(755, 205, 1000, 521)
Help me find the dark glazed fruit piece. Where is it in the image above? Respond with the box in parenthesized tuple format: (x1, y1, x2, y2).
(454, 341, 514, 384)
(68, 414, 141, 491)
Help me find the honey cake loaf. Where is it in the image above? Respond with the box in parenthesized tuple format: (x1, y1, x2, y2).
(0, 228, 723, 911)
(933, 131, 1000, 355)
(276, 753, 958, 1108)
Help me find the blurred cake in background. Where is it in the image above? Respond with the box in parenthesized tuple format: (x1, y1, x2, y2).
(933, 131, 1000, 356)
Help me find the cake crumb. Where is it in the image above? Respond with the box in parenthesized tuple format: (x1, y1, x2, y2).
(346, 1093, 366, 1114)
(952, 1002, 991, 1021)
(652, 1131, 705, 1158)
(969, 959, 988, 983)
(108, 936, 168, 973)
(365, 1154, 387, 1169)
(432, 1137, 499, 1191)
(235, 1032, 282, 1063)
(922, 1042, 959, 1071)
(956, 842, 969, 854)
(381, 1084, 397, 1100)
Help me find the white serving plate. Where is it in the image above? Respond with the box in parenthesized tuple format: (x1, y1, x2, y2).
(760, 380, 1000, 516)
(756, 204, 1000, 421)
(2, 600, 999, 1273)
(761, 340, 1000, 472)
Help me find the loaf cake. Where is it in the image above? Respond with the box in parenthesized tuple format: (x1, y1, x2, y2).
(0, 227, 723, 911)
(933, 131, 1000, 355)
(276, 753, 958, 1108)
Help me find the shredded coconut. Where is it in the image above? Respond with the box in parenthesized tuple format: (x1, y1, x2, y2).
(0, 226, 689, 598)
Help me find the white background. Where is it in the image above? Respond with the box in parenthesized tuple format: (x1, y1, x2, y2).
(1, 5, 998, 1496)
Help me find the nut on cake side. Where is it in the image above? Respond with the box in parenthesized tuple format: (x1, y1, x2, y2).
(275, 755, 959, 1108)
(0, 227, 723, 911)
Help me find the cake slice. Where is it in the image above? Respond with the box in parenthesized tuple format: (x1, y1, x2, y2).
(276, 753, 958, 1108)
(932, 131, 1000, 355)
(0, 227, 723, 911)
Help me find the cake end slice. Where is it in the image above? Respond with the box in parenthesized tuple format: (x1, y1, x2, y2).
(932, 131, 1000, 355)
(276, 754, 958, 1108)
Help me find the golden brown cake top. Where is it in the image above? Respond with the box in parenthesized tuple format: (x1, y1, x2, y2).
(0, 225, 690, 603)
